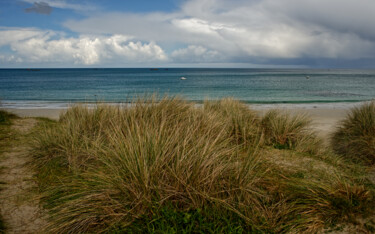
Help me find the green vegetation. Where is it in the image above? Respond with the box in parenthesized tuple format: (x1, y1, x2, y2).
(0, 219, 4, 234)
(0, 109, 18, 156)
(30, 98, 375, 233)
(0, 110, 17, 125)
(0, 111, 14, 155)
(332, 101, 375, 164)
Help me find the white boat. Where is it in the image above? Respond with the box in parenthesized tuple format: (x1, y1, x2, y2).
(180, 77, 187, 80)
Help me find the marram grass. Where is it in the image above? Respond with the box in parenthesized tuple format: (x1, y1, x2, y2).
(204, 98, 261, 147)
(30, 97, 375, 233)
(332, 101, 375, 164)
(261, 109, 323, 154)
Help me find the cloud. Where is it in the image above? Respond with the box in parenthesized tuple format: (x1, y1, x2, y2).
(21, 0, 96, 12)
(25, 2, 53, 15)
(0, 55, 23, 63)
(62, 0, 375, 66)
(171, 45, 223, 62)
(0, 28, 167, 66)
(3, 0, 375, 67)
(0, 27, 43, 47)
(265, 0, 375, 40)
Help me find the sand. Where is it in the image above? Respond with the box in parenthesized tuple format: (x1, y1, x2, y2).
(0, 119, 47, 233)
(253, 107, 349, 139)
(3, 105, 351, 140)
(3, 108, 66, 120)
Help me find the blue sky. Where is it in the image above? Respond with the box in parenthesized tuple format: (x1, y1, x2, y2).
(1, 0, 375, 68)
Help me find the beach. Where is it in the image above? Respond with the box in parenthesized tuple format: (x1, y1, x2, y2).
(3, 103, 357, 139)
(3, 108, 66, 120)
(252, 104, 355, 139)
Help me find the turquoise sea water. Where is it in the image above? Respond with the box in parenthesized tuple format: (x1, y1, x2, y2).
(0, 68, 374, 108)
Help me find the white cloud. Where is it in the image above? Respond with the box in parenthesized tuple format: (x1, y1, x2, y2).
(0, 28, 168, 65)
(0, 27, 46, 47)
(3, 0, 375, 67)
(0, 55, 23, 63)
(63, 0, 375, 65)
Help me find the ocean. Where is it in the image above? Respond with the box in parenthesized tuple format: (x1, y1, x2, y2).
(0, 68, 374, 109)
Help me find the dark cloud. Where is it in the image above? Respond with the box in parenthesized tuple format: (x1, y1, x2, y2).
(265, 0, 375, 41)
(25, 2, 52, 15)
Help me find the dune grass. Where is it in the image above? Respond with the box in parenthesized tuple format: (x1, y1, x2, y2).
(0, 110, 17, 154)
(332, 101, 375, 164)
(0, 110, 18, 158)
(204, 98, 261, 147)
(261, 109, 323, 155)
(30, 97, 375, 233)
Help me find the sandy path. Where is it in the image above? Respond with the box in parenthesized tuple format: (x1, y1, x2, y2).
(0, 119, 46, 233)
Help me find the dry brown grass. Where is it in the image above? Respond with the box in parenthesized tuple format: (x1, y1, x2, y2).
(30, 97, 374, 233)
(261, 109, 323, 155)
(332, 101, 375, 164)
(204, 98, 262, 147)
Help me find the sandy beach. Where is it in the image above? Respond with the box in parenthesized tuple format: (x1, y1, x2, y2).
(3, 108, 66, 120)
(253, 106, 350, 139)
(3, 104, 355, 139)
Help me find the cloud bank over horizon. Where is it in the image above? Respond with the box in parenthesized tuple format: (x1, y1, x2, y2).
(1, 0, 375, 68)
(0, 28, 167, 66)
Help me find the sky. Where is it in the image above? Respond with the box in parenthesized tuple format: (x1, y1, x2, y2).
(0, 0, 375, 68)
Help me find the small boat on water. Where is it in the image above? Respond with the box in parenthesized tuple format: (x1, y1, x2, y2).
(180, 77, 187, 80)
(306, 76, 310, 79)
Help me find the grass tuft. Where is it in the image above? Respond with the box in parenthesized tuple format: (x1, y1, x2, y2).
(261, 109, 322, 154)
(0, 110, 17, 125)
(0, 110, 18, 154)
(332, 101, 375, 164)
(204, 98, 262, 147)
(30, 97, 374, 233)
